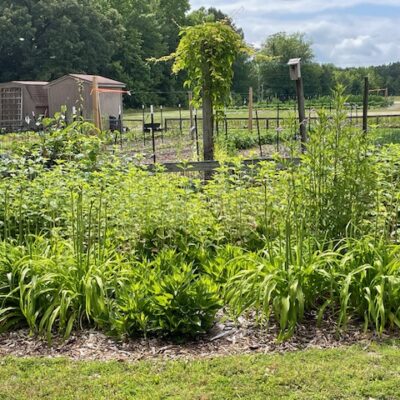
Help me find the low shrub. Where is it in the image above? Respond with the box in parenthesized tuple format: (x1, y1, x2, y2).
(110, 250, 222, 337)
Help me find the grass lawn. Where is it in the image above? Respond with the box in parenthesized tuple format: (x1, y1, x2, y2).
(1, 343, 399, 399)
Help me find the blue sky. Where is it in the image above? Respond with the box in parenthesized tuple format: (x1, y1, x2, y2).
(189, 0, 400, 67)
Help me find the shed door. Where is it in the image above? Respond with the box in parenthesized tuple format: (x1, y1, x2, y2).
(0, 87, 23, 123)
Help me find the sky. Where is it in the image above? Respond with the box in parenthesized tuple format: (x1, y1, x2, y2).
(189, 0, 400, 67)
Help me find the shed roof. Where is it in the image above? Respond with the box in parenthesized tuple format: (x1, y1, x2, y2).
(47, 74, 125, 88)
(13, 81, 49, 85)
(0, 81, 49, 106)
(0, 81, 49, 87)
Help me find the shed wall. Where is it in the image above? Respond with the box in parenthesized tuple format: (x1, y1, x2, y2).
(48, 77, 89, 121)
(0, 83, 46, 130)
(22, 86, 36, 120)
(48, 77, 123, 126)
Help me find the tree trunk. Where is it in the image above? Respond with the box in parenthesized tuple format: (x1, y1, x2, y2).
(202, 91, 214, 161)
(202, 65, 214, 162)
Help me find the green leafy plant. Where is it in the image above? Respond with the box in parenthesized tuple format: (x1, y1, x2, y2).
(109, 250, 222, 337)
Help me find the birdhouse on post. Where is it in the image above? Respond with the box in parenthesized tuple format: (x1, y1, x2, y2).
(288, 58, 302, 81)
(288, 58, 307, 152)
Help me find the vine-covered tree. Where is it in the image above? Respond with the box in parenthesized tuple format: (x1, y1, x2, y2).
(171, 21, 247, 161)
(187, 7, 256, 103)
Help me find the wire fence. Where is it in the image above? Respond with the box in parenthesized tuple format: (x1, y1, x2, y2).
(1, 114, 400, 171)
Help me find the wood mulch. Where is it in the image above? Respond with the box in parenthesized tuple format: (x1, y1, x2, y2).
(1, 313, 398, 362)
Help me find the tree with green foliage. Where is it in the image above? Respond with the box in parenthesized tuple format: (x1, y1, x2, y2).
(1, 0, 399, 109)
(333, 67, 384, 95)
(261, 32, 314, 64)
(375, 62, 400, 95)
(0, 0, 123, 82)
(171, 21, 248, 161)
(257, 32, 315, 98)
(107, 0, 167, 106)
(151, 0, 191, 106)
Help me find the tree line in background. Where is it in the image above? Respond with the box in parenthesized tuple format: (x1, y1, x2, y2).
(0, 0, 399, 108)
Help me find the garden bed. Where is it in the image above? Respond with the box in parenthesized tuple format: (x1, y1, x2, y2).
(1, 314, 397, 362)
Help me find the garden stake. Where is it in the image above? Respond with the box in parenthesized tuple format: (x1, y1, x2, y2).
(255, 109, 263, 157)
(151, 105, 156, 163)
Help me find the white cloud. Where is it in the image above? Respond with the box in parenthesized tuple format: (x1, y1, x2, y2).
(190, 0, 400, 14)
(189, 1, 400, 66)
(331, 36, 381, 63)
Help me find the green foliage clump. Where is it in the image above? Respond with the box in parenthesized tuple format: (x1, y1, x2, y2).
(0, 237, 113, 341)
(225, 238, 400, 339)
(110, 250, 221, 337)
(216, 129, 276, 153)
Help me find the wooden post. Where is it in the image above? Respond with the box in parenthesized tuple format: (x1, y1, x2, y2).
(118, 104, 123, 148)
(295, 77, 307, 153)
(194, 109, 200, 161)
(188, 91, 194, 137)
(142, 105, 146, 146)
(201, 55, 214, 179)
(288, 58, 307, 152)
(224, 112, 228, 140)
(248, 87, 253, 132)
(277, 103, 280, 128)
(350, 104, 353, 125)
(150, 105, 156, 163)
(255, 109, 263, 157)
(179, 104, 182, 135)
(202, 93, 214, 161)
(92, 76, 100, 129)
(202, 73, 214, 162)
(160, 106, 164, 143)
(363, 77, 369, 134)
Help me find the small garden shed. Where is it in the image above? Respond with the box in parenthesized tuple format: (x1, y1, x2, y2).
(46, 74, 126, 125)
(0, 81, 48, 131)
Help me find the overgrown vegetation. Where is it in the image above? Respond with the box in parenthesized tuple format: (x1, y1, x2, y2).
(0, 87, 400, 341)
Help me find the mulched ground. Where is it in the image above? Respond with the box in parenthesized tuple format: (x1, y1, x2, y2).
(1, 313, 398, 362)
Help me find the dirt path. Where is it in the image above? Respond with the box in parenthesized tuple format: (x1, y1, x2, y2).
(388, 101, 400, 112)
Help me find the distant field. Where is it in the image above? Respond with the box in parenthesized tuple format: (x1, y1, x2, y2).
(124, 98, 400, 123)
(124, 107, 296, 122)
